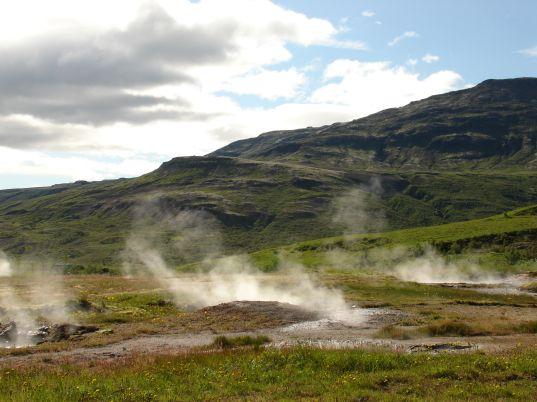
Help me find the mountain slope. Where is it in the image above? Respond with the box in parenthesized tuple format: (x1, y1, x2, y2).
(212, 78, 537, 171)
(1, 78, 536, 271)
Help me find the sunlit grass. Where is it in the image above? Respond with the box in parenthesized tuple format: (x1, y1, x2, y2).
(1, 347, 537, 401)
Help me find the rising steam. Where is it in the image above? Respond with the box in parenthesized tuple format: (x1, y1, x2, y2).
(0, 252, 72, 347)
(122, 198, 362, 324)
(391, 246, 504, 284)
(332, 178, 385, 236)
(0, 251, 12, 277)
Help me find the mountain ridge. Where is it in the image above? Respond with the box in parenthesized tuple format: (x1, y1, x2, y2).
(0, 77, 536, 270)
(211, 77, 537, 171)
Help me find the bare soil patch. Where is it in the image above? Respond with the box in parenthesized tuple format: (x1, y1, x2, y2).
(187, 301, 320, 332)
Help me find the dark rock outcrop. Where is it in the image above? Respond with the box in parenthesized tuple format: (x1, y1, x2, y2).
(212, 78, 537, 171)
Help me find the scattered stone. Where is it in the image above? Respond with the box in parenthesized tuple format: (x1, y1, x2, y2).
(29, 326, 50, 344)
(0, 321, 17, 342)
(45, 324, 99, 342)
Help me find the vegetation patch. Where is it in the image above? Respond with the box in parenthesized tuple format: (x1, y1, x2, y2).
(425, 320, 487, 337)
(2, 347, 537, 400)
(374, 325, 414, 340)
(211, 335, 271, 349)
(515, 321, 537, 334)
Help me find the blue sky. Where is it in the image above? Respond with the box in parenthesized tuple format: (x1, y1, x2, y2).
(277, 0, 536, 83)
(0, 0, 535, 189)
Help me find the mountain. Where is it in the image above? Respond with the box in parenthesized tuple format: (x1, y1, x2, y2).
(0, 78, 536, 272)
(213, 78, 537, 171)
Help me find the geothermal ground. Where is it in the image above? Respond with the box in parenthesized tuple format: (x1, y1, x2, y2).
(0, 271, 536, 367)
(0, 266, 536, 400)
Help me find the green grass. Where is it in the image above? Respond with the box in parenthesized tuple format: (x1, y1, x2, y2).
(1, 157, 537, 273)
(211, 335, 272, 349)
(2, 347, 537, 401)
(290, 206, 537, 254)
(273, 205, 537, 276)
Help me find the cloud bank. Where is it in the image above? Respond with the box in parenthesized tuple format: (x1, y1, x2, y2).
(0, 0, 464, 188)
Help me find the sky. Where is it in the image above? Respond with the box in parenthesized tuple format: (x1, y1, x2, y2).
(0, 0, 535, 189)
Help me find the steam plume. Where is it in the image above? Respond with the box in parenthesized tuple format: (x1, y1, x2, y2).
(0, 252, 71, 347)
(332, 177, 385, 236)
(0, 251, 12, 277)
(122, 199, 363, 324)
(392, 246, 504, 284)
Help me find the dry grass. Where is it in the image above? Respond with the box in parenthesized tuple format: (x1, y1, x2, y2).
(516, 321, 537, 333)
(374, 325, 414, 340)
(521, 282, 537, 293)
(425, 320, 486, 337)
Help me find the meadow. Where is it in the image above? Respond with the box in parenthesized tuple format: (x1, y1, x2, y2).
(1, 347, 537, 401)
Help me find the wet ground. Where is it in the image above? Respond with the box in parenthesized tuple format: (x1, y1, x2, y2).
(432, 273, 537, 297)
(0, 300, 535, 367)
(0, 272, 536, 367)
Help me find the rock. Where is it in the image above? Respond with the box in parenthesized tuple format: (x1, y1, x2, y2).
(45, 324, 99, 342)
(0, 321, 17, 342)
(409, 343, 473, 353)
(28, 326, 50, 344)
(66, 298, 101, 312)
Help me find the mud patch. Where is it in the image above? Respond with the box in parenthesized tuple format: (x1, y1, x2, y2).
(183, 301, 320, 333)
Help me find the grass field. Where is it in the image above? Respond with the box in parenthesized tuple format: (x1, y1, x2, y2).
(1, 347, 537, 401)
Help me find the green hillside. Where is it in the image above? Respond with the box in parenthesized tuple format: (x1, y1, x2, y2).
(266, 204, 537, 274)
(0, 78, 536, 271)
(213, 78, 537, 171)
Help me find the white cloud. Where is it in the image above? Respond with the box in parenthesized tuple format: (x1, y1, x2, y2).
(518, 45, 537, 57)
(0, 1, 464, 187)
(310, 59, 463, 118)
(361, 10, 375, 18)
(0, 2, 361, 140)
(407, 58, 418, 66)
(0, 146, 158, 182)
(388, 31, 419, 46)
(216, 68, 307, 100)
(323, 39, 367, 50)
(422, 53, 440, 63)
